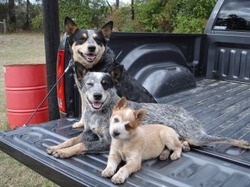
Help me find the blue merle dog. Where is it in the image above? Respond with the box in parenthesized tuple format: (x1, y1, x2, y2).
(47, 65, 250, 158)
(64, 17, 156, 128)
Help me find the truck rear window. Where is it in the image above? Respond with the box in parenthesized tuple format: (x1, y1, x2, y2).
(213, 0, 250, 31)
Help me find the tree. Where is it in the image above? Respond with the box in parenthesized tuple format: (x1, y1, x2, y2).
(23, 0, 31, 30)
(59, 0, 109, 30)
(115, 0, 119, 9)
(173, 0, 217, 33)
(133, 0, 216, 33)
(8, 0, 16, 31)
(135, 0, 169, 32)
(0, 1, 8, 21)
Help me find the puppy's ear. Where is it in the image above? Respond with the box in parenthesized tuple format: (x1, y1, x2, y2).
(109, 64, 123, 83)
(114, 97, 128, 110)
(101, 21, 113, 42)
(74, 61, 87, 83)
(64, 17, 78, 35)
(134, 109, 147, 122)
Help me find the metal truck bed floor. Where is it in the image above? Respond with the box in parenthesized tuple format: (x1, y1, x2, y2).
(0, 79, 250, 187)
(159, 79, 250, 166)
(160, 79, 250, 141)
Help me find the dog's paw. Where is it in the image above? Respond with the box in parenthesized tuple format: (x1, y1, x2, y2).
(102, 167, 115, 178)
(72, 121, 85, 128)
(111, 173, 126, 184)
(170, 150, 181, 160)
(182, 141, 190, 152)
(159, 149, 170, 160)
(239, 139, 250, 149)
(47, 146, 59, 155)
(51, 149, 72, 159)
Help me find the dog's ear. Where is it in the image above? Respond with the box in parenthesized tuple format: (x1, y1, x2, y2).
(101, 21, 113, 42)
(114, 96, 128, 110)
(64, 17, 78, 35)
(74, 61, 87, 83)
(109, 64, 123, 83)
(134, 109, 147, 122)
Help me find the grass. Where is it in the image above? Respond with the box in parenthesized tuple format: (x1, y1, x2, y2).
(0, 33, 58, 187)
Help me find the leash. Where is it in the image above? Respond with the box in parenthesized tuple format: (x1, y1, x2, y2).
(23, 40, 122, 126)
(116, 51, 122, 59)
(23, 59, 74, 126)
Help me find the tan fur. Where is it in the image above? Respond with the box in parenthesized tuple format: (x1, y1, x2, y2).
(71, 41, 105, 69)
(47, 134, 86, 158)
(102, 97, 189, 184)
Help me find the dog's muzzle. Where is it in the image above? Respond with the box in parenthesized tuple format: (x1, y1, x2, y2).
(112, 130, 120, 138)
(78, 50, 97, 62)
(84, 53, 97, 62)
(88, 93, 104, 110)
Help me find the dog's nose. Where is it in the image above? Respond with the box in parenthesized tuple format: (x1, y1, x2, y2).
(112, 130, 120, 137)
(88, 45, 96, 52)
(93, 93, 102, 100)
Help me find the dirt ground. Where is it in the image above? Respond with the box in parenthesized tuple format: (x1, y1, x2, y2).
(0, 33, 58, 187)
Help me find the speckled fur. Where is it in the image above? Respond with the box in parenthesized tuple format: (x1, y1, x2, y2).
(64, 17, 156, 129)
(47, 70, 250, 158)
(65, 16, 156, 102)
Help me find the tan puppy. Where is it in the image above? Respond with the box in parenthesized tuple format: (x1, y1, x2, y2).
(102, 97, 189, 184)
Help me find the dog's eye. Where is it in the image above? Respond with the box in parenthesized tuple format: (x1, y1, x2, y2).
(86, 82, 93, 86)
(94, 37, 102, 45)
(93, 35, 102, 44)
(114, 118, 119, 123)
(75, 39, 86, 45)
(101, 75, 114, 90)
(101, 80, 110, 90)
(124, 123, 130, 131)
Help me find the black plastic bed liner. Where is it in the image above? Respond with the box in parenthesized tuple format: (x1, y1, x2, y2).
(1, 79, 250, 187)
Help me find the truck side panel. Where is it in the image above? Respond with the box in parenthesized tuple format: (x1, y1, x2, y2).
(205, 0, 250, 82)
(205, 34, 250, 82)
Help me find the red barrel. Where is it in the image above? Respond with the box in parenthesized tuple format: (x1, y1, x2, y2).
(4, 64, 49, 129)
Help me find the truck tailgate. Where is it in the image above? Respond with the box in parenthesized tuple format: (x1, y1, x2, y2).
(1, 79, 250, 187)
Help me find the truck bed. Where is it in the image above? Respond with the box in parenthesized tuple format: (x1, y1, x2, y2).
(1, 79, 250, 187)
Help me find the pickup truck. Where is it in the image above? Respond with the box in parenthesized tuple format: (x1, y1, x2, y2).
(1, 0, 250, 186)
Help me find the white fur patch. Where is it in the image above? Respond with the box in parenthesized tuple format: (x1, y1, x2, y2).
(125, 109, 133, 119)
(93, 72, 105, 80)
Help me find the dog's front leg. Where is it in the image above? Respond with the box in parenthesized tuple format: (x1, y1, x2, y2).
(72, 108, 85, 128)
(111, 157, 141, 184)
(159, 148, 170, 160)
(72, 115, 85, 128)
(52, 142, 87, 158)
(102, 149, 122, 178)
(47, 134, 83, 156)
(72, 82, 85, 128)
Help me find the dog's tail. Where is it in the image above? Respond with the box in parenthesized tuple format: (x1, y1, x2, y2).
(187, 134, 250, 149)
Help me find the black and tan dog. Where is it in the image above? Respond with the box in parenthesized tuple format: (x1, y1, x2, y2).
(47, 67, 250, 159)
(64, 17, 156, 128)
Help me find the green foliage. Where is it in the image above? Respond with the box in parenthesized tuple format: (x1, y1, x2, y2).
(0, 0, 217, 33)
(57, 0, 217, 33)
(173, 14, 206, 33)
(31, 13, 43, 32)
(106, 5, 135, 31)
(30, 3, 43, 32)
(173, 0, 217, 33)
(134, 0, 216, 33)
(59, 0, 109, 30)
(135, 0, 167, 32)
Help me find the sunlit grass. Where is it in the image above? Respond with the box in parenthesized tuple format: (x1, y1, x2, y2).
(0, 33, 58, 187)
